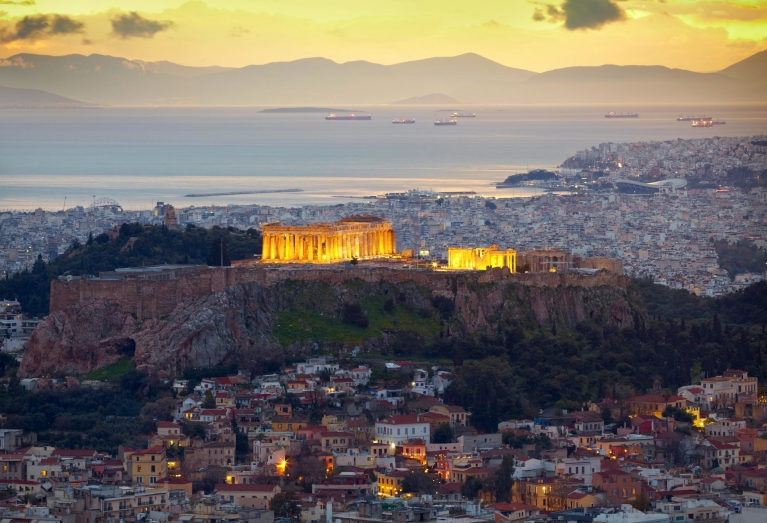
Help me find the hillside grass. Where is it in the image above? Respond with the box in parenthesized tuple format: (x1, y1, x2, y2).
(274, 295, 441, 346)
(80, 357, 136, 381)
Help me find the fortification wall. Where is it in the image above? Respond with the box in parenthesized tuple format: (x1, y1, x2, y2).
(50, 266, 628, 320)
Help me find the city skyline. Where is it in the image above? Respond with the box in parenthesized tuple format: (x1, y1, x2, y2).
(0, 1, 765, 72)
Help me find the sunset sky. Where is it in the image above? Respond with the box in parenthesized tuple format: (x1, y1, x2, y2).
(0, 0, 765, 72)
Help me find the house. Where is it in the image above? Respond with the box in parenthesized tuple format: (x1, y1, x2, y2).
(698, 477, 726, 493)
(152, 421, 190, 448)
(554, 457, 601, 486)
(0, 454, 25, 480)
(458, 433, 503, 451)
(375, 415, 430, 446)
(703, 440, 740, 470)
(214, 483, 281, 509)
(429, 405, 469, 427)
(349, 367, 372, 386)
(592, 470, 643, 505)
(377, 470, 408, 496)
(488, 503, 541, 522)
(512, 457, 544, 479)
(26, 456, 63, 481)
(512, 477, 584, 511)
(215, 391, 236, 409)
(627, 395, 688, 417)
(184, 438, 236, 471)
(705, 418, 747, 438)
(402, 439, 427, 464)
(272, 419, 307, 434)
(130, 446, 168, 486)
(565, 492, 603, 509)
(418, 412, 452, 434)
(318, 432, 352, 453)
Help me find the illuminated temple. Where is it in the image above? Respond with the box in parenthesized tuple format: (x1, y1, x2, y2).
(261, 216, 396, 263)
(447, 245, 517, 273)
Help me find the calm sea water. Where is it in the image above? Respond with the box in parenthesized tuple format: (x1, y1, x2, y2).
(1, 103, 766, 211)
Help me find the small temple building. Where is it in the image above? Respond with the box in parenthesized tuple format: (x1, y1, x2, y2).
(261, 215, 396, 264)
(447, 245, 517, 273)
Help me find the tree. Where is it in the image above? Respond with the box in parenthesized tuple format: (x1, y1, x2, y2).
(630, 492, 652, 511)
(341, 303, 369, 328)
(271, 491, 301, 520)
(432, 423, 454, 444)
(231, 418, 249, 461)
(402, 472, 438, 495)
(207, 238, 231, 267)
(461, 476, 483, 500)
(202, 391, 215, 409)
(493, 455, 515, 502)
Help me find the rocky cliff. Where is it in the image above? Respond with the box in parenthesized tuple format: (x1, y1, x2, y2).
(20, 269, 639, 378)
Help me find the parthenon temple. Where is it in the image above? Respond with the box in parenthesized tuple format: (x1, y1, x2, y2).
(261, 216, 396, 263)
(447, 245, 517, 273)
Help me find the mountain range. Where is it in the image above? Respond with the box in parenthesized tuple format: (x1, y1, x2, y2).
(0, 49, 764, 106)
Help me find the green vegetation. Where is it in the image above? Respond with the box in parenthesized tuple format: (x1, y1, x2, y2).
(444, 280, 767, 432)
(80, 357, 136, 381)
(499, 169, 559, 186)
(714, 239, 767, 280)
(0, 223, 262, 316)
(0, 370, 173, 454)
(274, 295, 441, 346)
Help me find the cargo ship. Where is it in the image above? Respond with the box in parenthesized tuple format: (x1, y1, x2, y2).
(434, 119, 457, 126)
(325, 114, 371, 120)
(605, 112, 638, 118)
(452, 112, 476, 118)
(392, 118, 416, 124)
(691, 119, 713, 128)
(677, 115, 712, 122)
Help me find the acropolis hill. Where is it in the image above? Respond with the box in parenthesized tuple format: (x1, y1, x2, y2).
(24, 259, 635, 378)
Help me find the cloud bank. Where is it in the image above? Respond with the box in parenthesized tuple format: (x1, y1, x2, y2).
(111, 12, 173, 39)
(534, 0, 626, 30)
(0, 14, 83, 43)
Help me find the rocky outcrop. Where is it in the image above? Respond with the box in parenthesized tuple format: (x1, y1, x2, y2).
(21, 270, 639, 378)
(19, 299, 136, 378)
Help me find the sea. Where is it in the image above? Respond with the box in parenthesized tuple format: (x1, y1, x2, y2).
(1, 103, 766, 212)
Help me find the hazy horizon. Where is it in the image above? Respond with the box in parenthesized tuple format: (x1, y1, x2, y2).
(1, 1, 766, 72)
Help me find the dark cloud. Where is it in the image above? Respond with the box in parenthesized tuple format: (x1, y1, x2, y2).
(0, 1, 36, 5)
(111, 12, 173, 39)
(0, 13, 82, 43)
(532, 0, 626, 30)
(50, 15, 84, 35)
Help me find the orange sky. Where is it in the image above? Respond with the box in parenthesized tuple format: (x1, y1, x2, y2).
(0, 1, 765, 71)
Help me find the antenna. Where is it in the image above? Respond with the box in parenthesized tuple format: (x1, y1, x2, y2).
(62, 197, 66, 212)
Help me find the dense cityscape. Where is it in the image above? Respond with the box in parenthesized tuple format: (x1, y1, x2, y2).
(0, 134, 766, 523)
(2, 136, 765, 299)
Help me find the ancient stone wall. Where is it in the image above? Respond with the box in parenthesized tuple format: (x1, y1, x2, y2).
(50, 266, 628, 321)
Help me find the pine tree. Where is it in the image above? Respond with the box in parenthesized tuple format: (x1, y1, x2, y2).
(206, 238, 231, 267)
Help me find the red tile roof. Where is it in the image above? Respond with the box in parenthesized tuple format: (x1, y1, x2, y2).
(379, 415, 426, 425)
(215, 483, 278, 492)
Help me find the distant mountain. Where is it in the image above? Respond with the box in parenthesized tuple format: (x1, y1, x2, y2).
(452, 64, 764, 103)
(132, 60, 235, 78)
(0, 85, 84, 106)
(0, 50, 764, 105)
(259, 107, 356, 113)
(0, 52, 534, 105)
(718, 48, 767, 85)
(391, 93, 459, 104)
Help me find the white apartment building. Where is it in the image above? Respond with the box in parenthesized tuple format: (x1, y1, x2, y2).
(374, 415, 430, 446)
